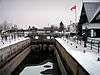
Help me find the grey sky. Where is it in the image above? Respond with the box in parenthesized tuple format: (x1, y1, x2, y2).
(0, 0, 83, 29)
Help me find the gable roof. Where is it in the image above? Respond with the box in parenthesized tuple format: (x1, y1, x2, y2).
(79, 4, 88, 24)
(84, 2, 100, 22)
(90, 6, 100, 23)
(79, 1, 100, 24)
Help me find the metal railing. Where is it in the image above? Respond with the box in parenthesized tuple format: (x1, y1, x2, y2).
(67, 36, 100, 53)
(87, 38, 100, 53)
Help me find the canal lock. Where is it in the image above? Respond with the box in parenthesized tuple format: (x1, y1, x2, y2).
(11, 44, 61, 75)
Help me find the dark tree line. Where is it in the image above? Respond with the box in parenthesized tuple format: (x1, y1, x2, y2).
(59, 21, 65, 32)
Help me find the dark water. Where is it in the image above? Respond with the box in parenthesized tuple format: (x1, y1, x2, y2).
(12, 46, 61, 75)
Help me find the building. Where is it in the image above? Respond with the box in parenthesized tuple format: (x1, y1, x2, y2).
(78, 1, 100, 38)
(67, 23, 78, 36)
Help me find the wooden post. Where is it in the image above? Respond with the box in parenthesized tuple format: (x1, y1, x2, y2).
(98, 41, 100, 53)
(91, 39, 92, 50)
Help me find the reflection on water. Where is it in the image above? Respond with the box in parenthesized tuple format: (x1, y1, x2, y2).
(12, 46, 61, 75)
(20, 62, 53, 75)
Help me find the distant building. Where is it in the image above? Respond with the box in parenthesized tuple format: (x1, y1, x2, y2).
(59, 21, 65, 32)
(43, 26, 58, 32)
(67, 23, 78, 34)
(79, 1, 100, 38)
(0, 21, 12, 32)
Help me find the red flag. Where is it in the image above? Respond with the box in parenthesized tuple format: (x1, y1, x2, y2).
(70, 5, 76, 11)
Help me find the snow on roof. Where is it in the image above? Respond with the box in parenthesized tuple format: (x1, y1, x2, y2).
(56, 38, 100, 75)
(83, 0, 100, 2)
(83, 2, 100, 22)
(90, 6, 100, 22)
(79, 1, 100, 24)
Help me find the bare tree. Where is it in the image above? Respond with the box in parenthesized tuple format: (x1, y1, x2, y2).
(59, 21, 64, 32)
(0, 21, 13, 31)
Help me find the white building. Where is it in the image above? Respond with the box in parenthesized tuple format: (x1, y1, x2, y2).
(67, 23, 78, 34)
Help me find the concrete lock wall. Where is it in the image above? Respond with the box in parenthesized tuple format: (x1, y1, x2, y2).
(52, 46, 68, 75)
(0, 38, 30, 63)
(55, 40, 90, 75)
(0, 38, 31, 75)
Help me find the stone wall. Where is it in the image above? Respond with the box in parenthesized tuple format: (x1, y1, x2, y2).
(0, 38, 31, 75)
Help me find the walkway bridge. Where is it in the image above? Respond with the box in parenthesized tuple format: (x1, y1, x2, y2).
(29, 33, 56, 45)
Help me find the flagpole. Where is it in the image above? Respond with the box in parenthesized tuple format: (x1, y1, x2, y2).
(70, 4, 77, 34)
(75, 4, 77, 24)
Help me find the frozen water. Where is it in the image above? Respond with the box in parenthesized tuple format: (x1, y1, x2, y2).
(19, 62, 53, 75)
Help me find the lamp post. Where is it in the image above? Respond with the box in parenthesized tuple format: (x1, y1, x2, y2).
(83, 26, 88, 47)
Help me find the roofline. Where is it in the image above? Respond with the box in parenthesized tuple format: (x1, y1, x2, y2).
(83, 2, 100, 3)
(90, 6, 100, 22)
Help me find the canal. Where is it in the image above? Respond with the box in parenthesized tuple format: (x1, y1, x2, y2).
(11, 45, 61, 75)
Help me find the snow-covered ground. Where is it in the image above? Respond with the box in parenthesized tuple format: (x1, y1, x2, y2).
(0, 35, 30, 63)
(0, 36, 26, 49)
(69, 36, 100, 53)
(56, 37, 100, 75)
(0, 37, 29, 49)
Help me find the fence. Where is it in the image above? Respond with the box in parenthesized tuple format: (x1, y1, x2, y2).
(68, 36, 100, 53)
(87, 38, 100, 53)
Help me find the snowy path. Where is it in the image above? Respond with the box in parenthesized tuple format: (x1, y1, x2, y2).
(0, 37, 26, 49)
(56, 38, 100, 75)
(0, 36, 30, 63)
(69, 37, 100, 54)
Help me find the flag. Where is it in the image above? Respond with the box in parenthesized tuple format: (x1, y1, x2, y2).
(70, 5, 76, 11)
(70, 4, 77, 23)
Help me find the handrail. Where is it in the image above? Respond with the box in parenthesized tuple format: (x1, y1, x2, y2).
(87, 38, 100, 53)
(67, 36, 100, 53)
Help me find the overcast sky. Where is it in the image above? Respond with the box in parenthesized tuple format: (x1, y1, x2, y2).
(0, 0, 84, 29)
